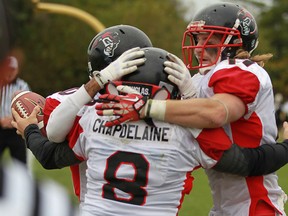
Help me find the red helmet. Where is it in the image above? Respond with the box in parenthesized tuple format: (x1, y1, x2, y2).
(182, 3, 258, 71)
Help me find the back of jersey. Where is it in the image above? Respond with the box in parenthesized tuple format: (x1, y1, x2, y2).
(69, 107, 218, 216)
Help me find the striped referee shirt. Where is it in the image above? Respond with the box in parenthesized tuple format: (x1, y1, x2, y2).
(0, 78, 30, 118)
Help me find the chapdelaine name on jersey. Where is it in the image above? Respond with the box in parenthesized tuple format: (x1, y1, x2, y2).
(92, 118, 170, 142)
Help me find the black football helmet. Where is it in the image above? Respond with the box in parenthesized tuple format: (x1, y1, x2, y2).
(87, 24, 153, 77)
(182, 2, 259, 71)
(106, 47, 179, 100)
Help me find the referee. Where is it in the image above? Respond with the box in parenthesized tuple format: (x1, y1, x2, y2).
(0, 56, 30, 165)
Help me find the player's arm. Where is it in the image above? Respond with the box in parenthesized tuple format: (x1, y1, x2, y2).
(96, 90, 245, 128)
(46, 84, 94, 143)
(47, 47, 146, 142)
(157, 93, 244, 128)
(213, 141, 288, 176)
(11, 107, 81, 169)
(24, 124, 81, 169)
(158, 52, 245, 128)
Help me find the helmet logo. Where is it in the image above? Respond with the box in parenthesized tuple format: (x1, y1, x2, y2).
(238, 9, 257, 36)
(98, 32, 121, 57)
(241, 17, 252, 36)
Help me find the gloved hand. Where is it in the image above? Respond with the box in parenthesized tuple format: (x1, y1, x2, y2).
(93, 47, 146, 88)
(96, 85, 147, 127)
(164, 53, 197, 99)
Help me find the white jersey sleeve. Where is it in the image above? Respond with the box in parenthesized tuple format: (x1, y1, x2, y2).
(46, 85, 92, 143)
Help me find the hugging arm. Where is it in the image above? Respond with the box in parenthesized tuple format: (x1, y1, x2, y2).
(214, 142, 288, 176)
(25, 124, 81, 169)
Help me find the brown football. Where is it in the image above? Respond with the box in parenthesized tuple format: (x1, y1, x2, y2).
(11, 91, 46, 135)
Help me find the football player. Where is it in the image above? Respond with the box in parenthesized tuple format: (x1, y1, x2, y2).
(41, 25, 152, 207)
(95, 3, 287, 215)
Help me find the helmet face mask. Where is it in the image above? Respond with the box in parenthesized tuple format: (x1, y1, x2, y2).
(182, 3, 259, 72)
(87, 25, 152, 78)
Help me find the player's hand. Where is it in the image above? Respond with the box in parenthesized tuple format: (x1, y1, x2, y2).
(96, 85, 147, 127)
(11, 106, 39, 138)
(92, 47, 146, 88)
(283, 121, 288, 140)
(164, 53, 197, 99)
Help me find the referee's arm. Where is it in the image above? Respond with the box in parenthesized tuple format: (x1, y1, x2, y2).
(24, 124, 81, 169)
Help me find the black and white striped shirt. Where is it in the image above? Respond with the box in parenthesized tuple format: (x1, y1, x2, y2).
(0, 78, 30, 118)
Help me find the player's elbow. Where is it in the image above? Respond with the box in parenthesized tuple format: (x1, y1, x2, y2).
(46, 126, 66, 143)
(208, 99, 229, 127)
(47, 133, 65, 143)
(41, 162, 59, 170)
(209, 109, 228, 127)
(46, 118, 66, 143)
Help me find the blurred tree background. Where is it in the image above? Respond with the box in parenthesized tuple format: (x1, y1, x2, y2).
(258, 0, 288, 96)
(7, 0, 288, 98)
(7, 0, 188, 96)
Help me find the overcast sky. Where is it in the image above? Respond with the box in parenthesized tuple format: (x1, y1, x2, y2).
(180, 0, 273, 21)
(180, 0, 221, 21)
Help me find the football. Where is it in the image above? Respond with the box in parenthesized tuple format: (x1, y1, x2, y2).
(11, 91, 46, 135)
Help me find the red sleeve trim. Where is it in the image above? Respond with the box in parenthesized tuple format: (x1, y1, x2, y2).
(209, 67, 260, 106)
(43, 98, 60, 128)
(196, 128, 232, 160)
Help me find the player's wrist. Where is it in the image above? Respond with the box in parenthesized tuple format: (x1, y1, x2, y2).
(144, 99, 166, 121)
(84, 79, 102, 98)
(92, 71, 109, 89)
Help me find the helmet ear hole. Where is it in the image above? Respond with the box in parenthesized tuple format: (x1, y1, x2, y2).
(153, 89, 169, 100)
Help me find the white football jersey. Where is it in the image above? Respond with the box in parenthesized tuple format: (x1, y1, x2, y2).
(67, 105, 232, 216)
(199, 59, 286, 216)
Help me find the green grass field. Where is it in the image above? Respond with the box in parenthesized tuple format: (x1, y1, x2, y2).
(31, 157, 288, 215)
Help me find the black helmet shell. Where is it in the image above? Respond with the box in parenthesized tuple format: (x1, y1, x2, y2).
(122, 47, 179, 99)
(192, 3, 258, 54)
(87, 25, 152, 76)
